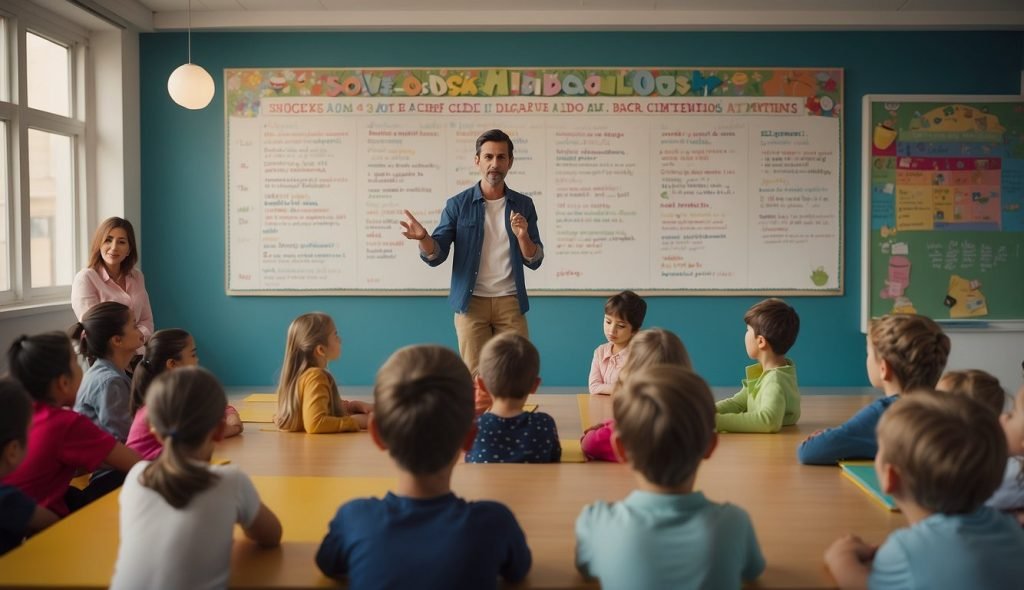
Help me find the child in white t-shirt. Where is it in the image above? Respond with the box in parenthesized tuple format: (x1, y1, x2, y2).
(111, 367, 281, 589)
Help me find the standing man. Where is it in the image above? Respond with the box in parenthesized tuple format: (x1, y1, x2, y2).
(400, 129, 544, 374)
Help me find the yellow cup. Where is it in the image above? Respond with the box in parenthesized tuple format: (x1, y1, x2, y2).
(873, 124, 897, 150)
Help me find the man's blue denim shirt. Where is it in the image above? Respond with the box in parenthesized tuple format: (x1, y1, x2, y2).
(422, 182, 543, 314)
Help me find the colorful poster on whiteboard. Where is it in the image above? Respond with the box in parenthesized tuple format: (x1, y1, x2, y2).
(225, 67, 843, 295)
(864, 96, 1024, 323)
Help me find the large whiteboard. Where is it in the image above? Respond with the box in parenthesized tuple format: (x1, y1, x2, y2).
(225, 67, 844, 295)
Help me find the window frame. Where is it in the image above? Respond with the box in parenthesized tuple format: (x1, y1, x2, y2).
(0, 5, 88, 308)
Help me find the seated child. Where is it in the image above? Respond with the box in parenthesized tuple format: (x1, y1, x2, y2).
(316, 345, 531, 589)
(575, 365, 765, 589)
(466, 333, 560, 463)
(824, 393, 1024, 588)
(991, 383, 1024, 514)
(2, 332, 140, 516)
(937, 369, 1006, 414)
(273, 313, 372, 433)
(71, 302, 144, 441)
(937, 370, 1023, 515)
(797, 314, 949, 465)
(716, 298, 801, 433)
(589, 290, 647, 395)
(0, 378, 58, 555)
(126, 329, 242, 460)
(111, 367, 281, 589)
(581, 328, 691, 462)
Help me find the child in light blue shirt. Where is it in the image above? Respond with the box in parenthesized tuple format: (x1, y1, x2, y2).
(575, 366, 764, 590)
(825, 393, 1024, 589)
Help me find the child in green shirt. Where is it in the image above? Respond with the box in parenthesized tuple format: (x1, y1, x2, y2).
(715, 298, 800, 433)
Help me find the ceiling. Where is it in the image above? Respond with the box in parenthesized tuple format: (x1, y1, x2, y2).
(44, 0, 1024, 31)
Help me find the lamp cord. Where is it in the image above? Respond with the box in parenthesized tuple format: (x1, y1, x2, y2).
(187, 0, 192, 64)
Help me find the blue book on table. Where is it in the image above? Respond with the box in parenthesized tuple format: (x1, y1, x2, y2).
(839, 461, 899, 512)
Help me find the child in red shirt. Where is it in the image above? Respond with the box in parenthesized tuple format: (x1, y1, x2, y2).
(2, 332, 139, 515)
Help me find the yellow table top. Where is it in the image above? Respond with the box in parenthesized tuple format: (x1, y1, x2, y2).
(0, 394, 901, 589)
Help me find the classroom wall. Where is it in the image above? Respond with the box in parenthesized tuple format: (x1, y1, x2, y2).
(138, 31, 1024, 388)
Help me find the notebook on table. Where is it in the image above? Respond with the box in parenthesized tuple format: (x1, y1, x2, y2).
(839, 460, 899, 512)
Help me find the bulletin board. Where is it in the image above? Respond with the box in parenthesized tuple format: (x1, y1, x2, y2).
(862, 95, 1024, 327)
(225, 67, 845, 296)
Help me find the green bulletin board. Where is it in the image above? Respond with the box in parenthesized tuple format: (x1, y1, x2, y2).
(862, 95, 1024, 327)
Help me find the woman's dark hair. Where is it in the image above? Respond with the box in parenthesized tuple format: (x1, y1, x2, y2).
(6, 332, 75, 402)
(130, 329, 193, 413)
(68, 301, 131, 365)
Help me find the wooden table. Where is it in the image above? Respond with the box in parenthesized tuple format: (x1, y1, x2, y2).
(0, 394, 905, 588)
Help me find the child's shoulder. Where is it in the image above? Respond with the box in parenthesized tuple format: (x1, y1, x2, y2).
(298, 366, 331, 386)
(528, 411, 558, 427)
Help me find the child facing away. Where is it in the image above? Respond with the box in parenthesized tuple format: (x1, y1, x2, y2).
(0, 378, 58, 555)
(466, 333, 560, 463)
(126, 329, 243, 460)
(581, 328, 691, 462)
(797, 314, 950, 465)
(575, 366, 765, 590)
(589, 290, 647, 395)
(938, 370, 1024, 516)
(70, 301, 144, 441)
(1, 333, 139, 516)
(110, 367, 281, 589)
(715, 298, 801, 433)
(824, 393, 1024, 589)
(992, 383, 1024, 517)
(273, 313, 372, 434)
(316, 345, 531, 589)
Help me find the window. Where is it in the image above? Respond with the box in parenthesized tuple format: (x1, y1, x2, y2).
(0, 10, 87, 306)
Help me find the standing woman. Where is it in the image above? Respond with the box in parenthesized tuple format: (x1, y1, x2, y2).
(71, 217, 154, 351)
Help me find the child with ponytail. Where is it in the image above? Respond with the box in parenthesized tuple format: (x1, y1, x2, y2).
(126, 329, 242, 460)
(70, 301, 143, 441)
(274, 312, 372, 433)
(1, 332, 139, 516)
(110, 367, 281, 589)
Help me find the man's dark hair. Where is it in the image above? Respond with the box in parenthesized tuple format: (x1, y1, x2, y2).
(475, 129, 514, 158)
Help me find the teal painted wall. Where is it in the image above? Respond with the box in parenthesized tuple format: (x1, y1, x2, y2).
(139, 31, 1023, 387)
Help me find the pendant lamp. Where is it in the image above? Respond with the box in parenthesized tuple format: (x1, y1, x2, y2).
(167, 0, 214, 109)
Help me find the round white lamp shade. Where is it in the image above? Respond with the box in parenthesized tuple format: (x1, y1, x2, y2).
(167, 63, 215, 110)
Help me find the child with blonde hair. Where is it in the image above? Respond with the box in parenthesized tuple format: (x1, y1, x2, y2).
(466, 333, 560, 463)
(589, 290, 647, 395)
(126, 329, 242, 460)
(936, 370, 1024, 515)
(576, 366, 764, 589)
(990, 383, 1024, 516)
(825, 393, 1024, 588)
(798, 314, 949, 465)
(716, 298, 801, 433)
(111, 367, 281, 589)
(316, 345, 531, 588)
(2, 332, 139, 515)
(0, 378, 58, 555)
(71, 301, 144, 441)
(580, 328, 691, 462)
(274, 313, 372, 433)
(937, 369, 1006, 414)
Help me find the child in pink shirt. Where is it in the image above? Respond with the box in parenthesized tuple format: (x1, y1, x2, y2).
(589, 291, 647, 395)
(581, 329, 692, 462)
(126, 329, 241, 460)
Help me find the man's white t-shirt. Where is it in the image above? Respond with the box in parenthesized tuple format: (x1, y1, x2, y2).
(473, 196, 517, 297)
(110, 460, 262, 590)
